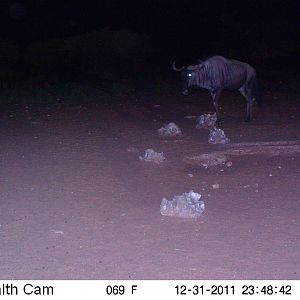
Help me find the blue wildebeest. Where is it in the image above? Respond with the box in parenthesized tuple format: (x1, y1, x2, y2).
(172, 56, 261, 122)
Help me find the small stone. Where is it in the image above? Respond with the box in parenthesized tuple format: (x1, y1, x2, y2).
(127, 147, 139, 153)
(226, 161, 233, 167)
(208, 128, 230, 144)
(196, 113, 217, 129)
(184, 115, 197, 119)
(139, 149, 165, 164)
(158, 122, 182, 137)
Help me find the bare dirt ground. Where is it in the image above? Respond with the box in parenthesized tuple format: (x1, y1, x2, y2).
(0, 85, 299, 279)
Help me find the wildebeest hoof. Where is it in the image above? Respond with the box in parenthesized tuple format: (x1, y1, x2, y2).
(244, 118, 251, 122)
(216, 118, 224, 126)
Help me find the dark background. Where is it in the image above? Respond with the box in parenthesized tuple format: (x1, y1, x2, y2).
(0, 0, 299, 97)
(1, 1, 299, 55)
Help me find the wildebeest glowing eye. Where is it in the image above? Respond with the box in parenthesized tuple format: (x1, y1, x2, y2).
(188, 73, 192, 77)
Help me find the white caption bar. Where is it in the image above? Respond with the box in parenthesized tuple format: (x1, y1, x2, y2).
(0, 280, 299, 299)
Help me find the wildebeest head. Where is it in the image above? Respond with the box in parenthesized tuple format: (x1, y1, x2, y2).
(172, 61, 202, 95)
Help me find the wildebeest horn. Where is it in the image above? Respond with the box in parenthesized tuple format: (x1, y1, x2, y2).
(187, 65, 199, 70)
(172, 61, 185, 71)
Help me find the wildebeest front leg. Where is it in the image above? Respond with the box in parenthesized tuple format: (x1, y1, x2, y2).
(239, 86, 253, 122)
(210, 89, 223, 124)
(246, 99, 253, 122)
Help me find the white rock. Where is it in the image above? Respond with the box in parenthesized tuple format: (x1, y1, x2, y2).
(139, 149, 165, 164)
(158, 122, 182, 137)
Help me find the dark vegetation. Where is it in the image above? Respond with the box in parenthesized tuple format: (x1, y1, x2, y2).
(0, 29, 158, 106)
(0, 0, 299, 107)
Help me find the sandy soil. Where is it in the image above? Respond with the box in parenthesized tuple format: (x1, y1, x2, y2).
(0, 87, 299, 279)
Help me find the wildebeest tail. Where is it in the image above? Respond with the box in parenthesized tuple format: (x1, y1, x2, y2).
(254, 77, 262, 107)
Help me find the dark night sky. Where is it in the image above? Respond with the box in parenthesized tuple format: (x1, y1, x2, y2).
(0, 0, 299, 61)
